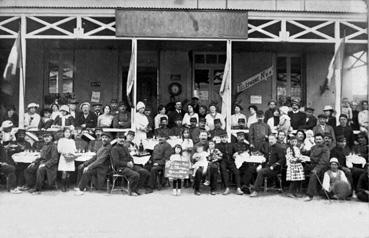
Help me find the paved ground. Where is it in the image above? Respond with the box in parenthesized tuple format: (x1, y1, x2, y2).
(0, 188, 369, 238)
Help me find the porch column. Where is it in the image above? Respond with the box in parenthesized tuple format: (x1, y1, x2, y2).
(18, 15, 26, 129)
(130, 38, 137, 130)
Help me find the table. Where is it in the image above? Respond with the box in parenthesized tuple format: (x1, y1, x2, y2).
(346, 154, 367, 168)
(132, 154, 151, 166)
(12, 152, 40, 163)
(75, 152, 96, 162)
(234, 153, 266, 169)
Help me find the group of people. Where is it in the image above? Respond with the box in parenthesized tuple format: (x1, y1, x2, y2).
(0, 97, 368, 202)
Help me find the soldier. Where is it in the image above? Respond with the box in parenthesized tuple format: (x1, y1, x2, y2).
(249, 110, 271, 151)
(170, 116, 184, 137)
(189, 118, 201, 144)
(209, 118, 226, 139)
(24, 131, 59, 194)
(155, 117, 171, 139)
(112, 101, 131, 129)
(75, 132, 112, 195)
(110, 132, 152, 196)
(216, 132, 243, 195)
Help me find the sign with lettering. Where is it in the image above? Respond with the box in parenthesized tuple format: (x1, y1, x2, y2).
(236, 66, 273, 93)
(116, 9, 248, 39)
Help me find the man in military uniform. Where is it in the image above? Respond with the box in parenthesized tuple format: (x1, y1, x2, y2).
(155, 117, 171, 139)
(111, 132, 152, 196)
(24, 132, 59, 194)
(170, 116, 184, 137)
(210, 118, 226, 139)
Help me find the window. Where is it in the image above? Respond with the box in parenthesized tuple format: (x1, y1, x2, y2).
(47, 50, 74, 94)
(276, 55, 304, 106)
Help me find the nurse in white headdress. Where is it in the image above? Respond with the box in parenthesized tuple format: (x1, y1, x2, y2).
(134, 101, 149, 145)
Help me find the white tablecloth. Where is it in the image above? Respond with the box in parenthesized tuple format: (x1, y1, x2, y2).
(12, 152, 40, 163)
(132, 155, 151, 165)
(75, 152, 96, 162)
(234, 153, 266, 169)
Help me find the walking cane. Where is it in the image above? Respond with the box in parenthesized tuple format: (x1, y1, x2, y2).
(314, 172, 331, 202)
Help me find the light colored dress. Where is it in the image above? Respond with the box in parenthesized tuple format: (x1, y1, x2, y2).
(58, 137, 77, 171)
(205, 113, 225, 131)
(192, 151, 209, 176)
(135, 112, 149, 145)
(181, 138, 194, 151)
(247, 114, 257, 128)
(24, 113, 41, 129)
(182, 113, 199, 127)
(154, 114, 168, 129)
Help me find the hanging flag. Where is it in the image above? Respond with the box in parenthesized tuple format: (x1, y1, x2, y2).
(326, 38, 345, 85)
(126, 39, 137, 98)
(220, 41, 232, 139)
(3, 32, 21, 80)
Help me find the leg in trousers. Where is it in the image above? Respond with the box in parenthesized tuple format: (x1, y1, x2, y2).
(241, 164, 257, 188)
(0, 163, 17, 190)
(220, 161, 229, 188)
(95, 166, 109, 190)
(357, 191, 369, 202)
(35, 166, 47, 191)
(133, 165, 150, 189)
(253, 167, 277, 191)
(149, 165, 163, 189)
(227, 162, 241, 188)
(193, 167, 204, 192)
(24, 164, 39, 188)
(120, 167, 140, 193)
(209, 164, 218, 192)
(78, 168, 95, 191)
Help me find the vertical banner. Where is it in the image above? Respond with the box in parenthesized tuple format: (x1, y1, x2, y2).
(126, 39, 137, 130)
(220, 40, 232, 140)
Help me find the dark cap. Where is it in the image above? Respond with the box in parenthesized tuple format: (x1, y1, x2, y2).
(92, 103, 102, 107)
(336, 135, 346, 142)
(220, 131, 228, 137)
(214, 118, 221, 124)
(256, 110, 264, 117)
(323, 133, 332, 138)
(160, 116, 168, 122)
(238, 118, 246, 123)
(101, 132, 112, 139)
(16, 129, 26, 135)
(339, 114, 348, 119)
(305, 107, 314, 112)
(236, 131, 245, 136)
(126, 130, 135, 136)
(190, 117, 198, 123)
(117, 132, 126, 138)
(291, 101, 300, 107)
(199, 118, 206, 123)
(94, 127, 103, 132)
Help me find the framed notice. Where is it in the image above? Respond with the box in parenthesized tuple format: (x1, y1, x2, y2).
(250, 95, 262, 104)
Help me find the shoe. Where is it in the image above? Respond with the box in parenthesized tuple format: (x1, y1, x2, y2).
(236, 188, 244, 195)
(222, 188, 230, 195)
(304, 196, 313, 202)
(250, 191, 258, 197)
(19, 186, 31, 191)
(145, 188, 153, 194)
(177, 189, 181, 196)
(74, 190, 84, 196)
(210, 191, 216, 195)
(286, 193, 296, 198)
(241, 186, 251, 194)
(28, 188, 37, 193)
(172, 189, 177, 196)
(31, 190, 41, 195)
(194, 190, 201, 196)
(203, 180, 210, 186)
(130, 192, 139, 196)
(10, 188, 22, 194)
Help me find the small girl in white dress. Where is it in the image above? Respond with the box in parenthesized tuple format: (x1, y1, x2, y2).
(58, 128, 77, 192)
(191, 144, 209, 176)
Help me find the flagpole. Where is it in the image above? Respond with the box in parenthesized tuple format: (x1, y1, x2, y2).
(18, 16, 26, 129)
(131, 38, 137, 131)
(227, 40, 232, 142)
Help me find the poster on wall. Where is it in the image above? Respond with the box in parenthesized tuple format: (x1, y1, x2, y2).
(250, 95, 262, 104)
(236, 66, 273, 93)
(91, 91, 101, 103)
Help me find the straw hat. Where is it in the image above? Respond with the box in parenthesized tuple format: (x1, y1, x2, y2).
(136, 101, 145, 111)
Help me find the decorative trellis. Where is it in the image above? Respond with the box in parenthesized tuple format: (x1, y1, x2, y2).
(0, 14, 366, 43)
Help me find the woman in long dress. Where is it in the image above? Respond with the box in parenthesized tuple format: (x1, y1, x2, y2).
(135, 101, 149, 145)
(57, 128, 77, 192)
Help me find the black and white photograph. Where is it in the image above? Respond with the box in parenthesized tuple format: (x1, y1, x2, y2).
(0, 0, 368, 237)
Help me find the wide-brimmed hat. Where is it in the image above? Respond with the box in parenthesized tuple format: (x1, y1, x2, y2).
(1, 120, 13, 128)
(323, 105, 334, 111)
(27, 103, 39, 109)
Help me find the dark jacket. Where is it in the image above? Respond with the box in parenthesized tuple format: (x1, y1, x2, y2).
(189, 127, 201, 144)
(168, 110, 185, 128)
(330, 146, 350, 167)
(288, 111, 307, 130)
(38, 118, 54, 130)
(216, 142, 237, 162)
(334, 126, 354, 148)
(249, 121, 271, 150)
(111, 143, 133, 169)
(260, 143, 285, 169)
(53, 115, 75, 127)
(35, 142, 59, 169)
(300, 115, 317, 130)
(264, 108, 276, 123)
(170, 126, 184, 137)
(0, 143, 10, 164)
(327, 116, 337, 128)
(151, 141, 172, 166)
(309, 144, 330, 172)
(75, 112, 97, 128)
(112, 111, 131, 128)
(357, 172, 368, 193)
(86, 144, 111, 169)
(210, 128, 226, 139)
(155, 127, 171, 138)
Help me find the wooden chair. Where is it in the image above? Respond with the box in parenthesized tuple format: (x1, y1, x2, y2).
(264, 174, 283, 193)
(109, 157, 130, 194)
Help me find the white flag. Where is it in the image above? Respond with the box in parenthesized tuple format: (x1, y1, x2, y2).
(3, 32, 21, 80)
(126, 39, 137, 97)
(220, 41, 232, 139)
(326, 38, 345, 85)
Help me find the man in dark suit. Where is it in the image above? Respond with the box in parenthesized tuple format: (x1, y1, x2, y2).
(167, 100, 185, 128)
(300, 107, 317, 130)
(288, 102, 307, 130)
(250, 134, 285, 197)
(75, 102, 98, 128)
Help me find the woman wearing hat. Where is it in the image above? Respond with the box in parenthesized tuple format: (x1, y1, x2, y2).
(135, 101, 149, 144)
(322, 158, 351, 200)
(53, 105, 75, 129)
(323, 105, 337, 128)
(24, 102, 41, 130)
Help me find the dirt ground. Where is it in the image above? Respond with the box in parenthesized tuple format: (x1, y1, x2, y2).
(0, 189, 368, 238)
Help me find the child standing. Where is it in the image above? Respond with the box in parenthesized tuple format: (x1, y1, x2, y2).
(341, 98, 353, 124)
(166, 145, 191, 196)
(181, 128, 194, 152)
(204, 140, 222, 186)
(57, 128, 77, 192)
(286, 136, 305, 198)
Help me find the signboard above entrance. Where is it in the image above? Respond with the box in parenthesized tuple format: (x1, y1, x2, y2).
(116, 9, 248, 39)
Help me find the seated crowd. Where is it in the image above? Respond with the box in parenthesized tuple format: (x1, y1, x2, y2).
(0, 97, 368, 202)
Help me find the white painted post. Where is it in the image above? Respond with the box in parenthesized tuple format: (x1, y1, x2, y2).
(18, 15, 26, 129)
(131, 38, 138, 131)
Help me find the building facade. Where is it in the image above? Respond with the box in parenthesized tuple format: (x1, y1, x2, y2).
(0, 0, 367, 122)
